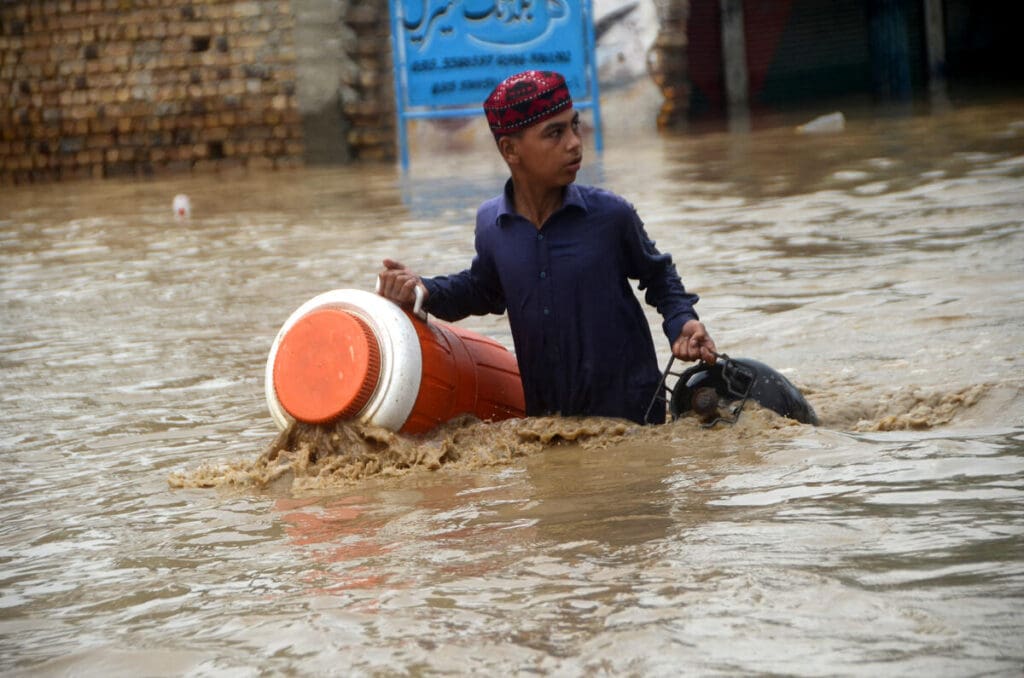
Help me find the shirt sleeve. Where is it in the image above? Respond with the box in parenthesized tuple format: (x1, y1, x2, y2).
(420, 226, 506, 322)
(620, 203, 700, 343)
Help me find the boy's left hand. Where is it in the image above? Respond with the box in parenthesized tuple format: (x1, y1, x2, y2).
(672, 320, 718, 364)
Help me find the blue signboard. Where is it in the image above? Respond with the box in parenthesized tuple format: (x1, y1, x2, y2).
(389, 0, 603, 169)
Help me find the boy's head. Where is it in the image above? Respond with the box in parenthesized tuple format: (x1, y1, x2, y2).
(483, 70, 573, 140)
(484, 71, 582, 187)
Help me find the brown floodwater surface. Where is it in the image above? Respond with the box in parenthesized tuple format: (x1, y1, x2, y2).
(1, 99, 1022, 676)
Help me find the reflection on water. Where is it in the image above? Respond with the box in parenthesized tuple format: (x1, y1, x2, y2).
(1, 99, 1023, 675)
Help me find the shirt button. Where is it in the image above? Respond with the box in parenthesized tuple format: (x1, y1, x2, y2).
(539, 271, 546, 279)
(537, 233, 544, 240)
(543, 307, 550, 315)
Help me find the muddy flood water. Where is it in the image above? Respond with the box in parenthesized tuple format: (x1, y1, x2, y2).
(2, 99, 1023, 676)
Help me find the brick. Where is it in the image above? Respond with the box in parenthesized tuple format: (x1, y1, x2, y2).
(0, 0, 405, 185)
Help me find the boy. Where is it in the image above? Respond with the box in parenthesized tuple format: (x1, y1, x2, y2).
(378, 70, 716, 424)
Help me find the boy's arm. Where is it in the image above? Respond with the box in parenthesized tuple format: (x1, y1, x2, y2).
(420, 261, 505, 321)
(379, 231, 505, 322)
(621, 209, 699, 340)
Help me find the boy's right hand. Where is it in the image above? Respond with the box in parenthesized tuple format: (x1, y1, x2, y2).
(378, 258, 428, 305)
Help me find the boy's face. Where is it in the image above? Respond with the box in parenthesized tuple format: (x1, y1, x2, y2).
(500, 109, 583, 187)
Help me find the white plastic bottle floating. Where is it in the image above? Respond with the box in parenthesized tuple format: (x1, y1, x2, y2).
(172, 194, 191, 220)
(796, 111, 845, 134)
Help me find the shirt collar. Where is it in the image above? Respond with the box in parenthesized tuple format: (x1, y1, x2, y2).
(496, 179, 589, 226)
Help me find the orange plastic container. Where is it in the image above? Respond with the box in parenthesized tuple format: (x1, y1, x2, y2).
(265, 288, 524, 434)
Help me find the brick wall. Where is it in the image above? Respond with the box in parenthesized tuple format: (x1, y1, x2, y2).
(0, 0, 305, 184)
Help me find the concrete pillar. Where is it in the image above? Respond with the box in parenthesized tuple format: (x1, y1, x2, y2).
(293, 0, 352, 163)
(719, 0, 750, 129)
(650, 0, 690, 130)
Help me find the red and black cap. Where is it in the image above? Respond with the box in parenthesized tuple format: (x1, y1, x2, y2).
(483, 70, 573, 139)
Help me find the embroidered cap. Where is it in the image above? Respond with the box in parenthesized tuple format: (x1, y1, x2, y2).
(483, 70, 573, 139)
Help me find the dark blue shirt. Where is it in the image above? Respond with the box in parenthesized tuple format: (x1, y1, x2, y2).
(421, 181, 700, 424)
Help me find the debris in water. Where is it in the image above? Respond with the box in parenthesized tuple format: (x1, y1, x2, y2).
(173, 194, 191, 220)
(796, 111, 845, 134)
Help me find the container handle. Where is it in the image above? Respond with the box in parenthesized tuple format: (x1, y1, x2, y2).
(412, 284, 427, 321)
(375, 276, 428, 321)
